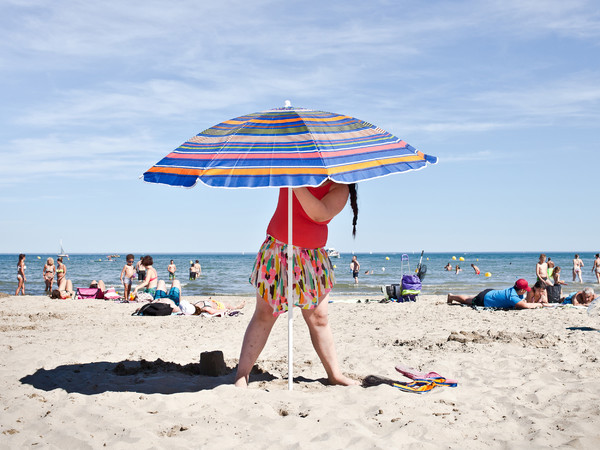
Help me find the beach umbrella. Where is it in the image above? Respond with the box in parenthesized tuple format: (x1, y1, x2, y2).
(143, 102, 438, 389)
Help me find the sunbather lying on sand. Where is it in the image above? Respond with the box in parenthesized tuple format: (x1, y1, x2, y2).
(565, 288, 598, 306)
(447, 279, 544, 309)
(193, 298, 246, 315)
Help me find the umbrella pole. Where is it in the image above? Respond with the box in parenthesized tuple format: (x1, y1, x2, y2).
(287, 187, 294, 391)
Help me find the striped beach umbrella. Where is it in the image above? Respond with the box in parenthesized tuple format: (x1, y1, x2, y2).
(142, 103, 438, 389)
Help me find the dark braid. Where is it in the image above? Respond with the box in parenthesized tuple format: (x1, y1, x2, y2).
(348, 183, 358, 237)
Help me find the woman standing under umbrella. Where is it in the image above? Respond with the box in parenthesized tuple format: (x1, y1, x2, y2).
(235, 181, 359, 387)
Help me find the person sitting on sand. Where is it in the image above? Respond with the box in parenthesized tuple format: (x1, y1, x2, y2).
(564, 288, 598, 306)
(444, 262, 452, 271)
(134, 279, 182, 312)
(447, 279, 543, 309)
(133, 255, 158, 298)
(471, 263, 480, 275)
(526, 280, 548, 304)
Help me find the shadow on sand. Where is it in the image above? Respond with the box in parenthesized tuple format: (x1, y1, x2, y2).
(20, 358, 278, 395)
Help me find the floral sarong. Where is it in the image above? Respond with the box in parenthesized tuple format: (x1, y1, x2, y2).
(249, 235, 335, 316)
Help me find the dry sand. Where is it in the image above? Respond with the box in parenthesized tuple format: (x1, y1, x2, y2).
(1, 294, 599, 448)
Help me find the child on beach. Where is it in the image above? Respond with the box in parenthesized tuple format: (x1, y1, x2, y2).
(536, 254, 551, 286)
(120, 254, 136, 301)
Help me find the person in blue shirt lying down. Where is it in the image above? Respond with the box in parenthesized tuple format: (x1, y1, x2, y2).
(447, 279, 544, 309)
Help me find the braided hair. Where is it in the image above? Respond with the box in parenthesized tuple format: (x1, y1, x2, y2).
(348, 183, 358, 237)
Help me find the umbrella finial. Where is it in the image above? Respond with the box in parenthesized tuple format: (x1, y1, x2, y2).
(284, 99, 292, 108)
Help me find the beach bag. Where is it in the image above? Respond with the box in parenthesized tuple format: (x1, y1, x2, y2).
(400, 274, 421, 302)
(76, 287, 104, 299)
(137, 303, 173, 316)
(546, 284, 562, 303)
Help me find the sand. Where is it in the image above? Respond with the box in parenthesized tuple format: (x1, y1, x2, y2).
(1, 293, 599, 448)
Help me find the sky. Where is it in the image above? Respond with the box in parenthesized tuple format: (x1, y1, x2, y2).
(1, 0, 599, 254)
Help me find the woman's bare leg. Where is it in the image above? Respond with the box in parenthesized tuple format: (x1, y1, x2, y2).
(234, 294, 278, 388)
(301, 295, 358, 386)
(447, 293, 474, 305)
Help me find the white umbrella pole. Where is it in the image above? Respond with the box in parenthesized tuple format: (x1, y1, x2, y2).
(287, 187, 294, 391)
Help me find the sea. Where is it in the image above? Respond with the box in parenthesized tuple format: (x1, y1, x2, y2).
(2, 251, 598, 299)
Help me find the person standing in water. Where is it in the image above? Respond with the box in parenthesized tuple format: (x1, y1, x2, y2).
(592, 254, 600, 284)
(56, 257, 67, 289)
(42, 257, 56, 293)
(350, 255, 360, 284)
(167, 260, 177, 280)
(235, 182, 359, 388)
(573, 254, 584, 282)
(16, 254, 26, 295)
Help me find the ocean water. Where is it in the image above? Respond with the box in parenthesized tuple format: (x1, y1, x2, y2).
(1, 251, 598, 299)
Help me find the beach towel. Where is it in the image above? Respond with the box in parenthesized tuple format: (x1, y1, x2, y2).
(102, 288, 121, 300)
(76, 287, 104, 299)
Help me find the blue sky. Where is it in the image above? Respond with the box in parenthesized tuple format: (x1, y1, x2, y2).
(1, 0, 599, 254)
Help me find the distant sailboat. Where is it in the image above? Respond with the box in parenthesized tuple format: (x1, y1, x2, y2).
(58, 239, 69, 258)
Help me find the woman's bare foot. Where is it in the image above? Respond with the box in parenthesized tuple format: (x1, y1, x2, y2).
(234, 375, 248, 388)
(328, 374, 360, 386)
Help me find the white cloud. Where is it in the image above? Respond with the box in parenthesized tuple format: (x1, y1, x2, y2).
(0, 133, 163, 184)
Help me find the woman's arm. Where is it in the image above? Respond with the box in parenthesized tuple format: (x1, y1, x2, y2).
(292, 183, 349, 223)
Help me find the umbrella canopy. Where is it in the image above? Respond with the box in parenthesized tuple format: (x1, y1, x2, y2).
(143, 105, 437, 188)
(142, 104, 437, 390)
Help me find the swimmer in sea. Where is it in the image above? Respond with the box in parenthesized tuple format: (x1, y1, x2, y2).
(471, 263, 480, 275)
(573, 254, 584, 282)
(593, 254, 600, 284)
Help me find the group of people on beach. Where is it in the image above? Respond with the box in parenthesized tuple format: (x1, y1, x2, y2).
(447, 252, 600, 310)
(15, 254, 67, 296)
(535, 253, 599, 285)
(448, 279, 598, 309)
(13, 253, 203, 300)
